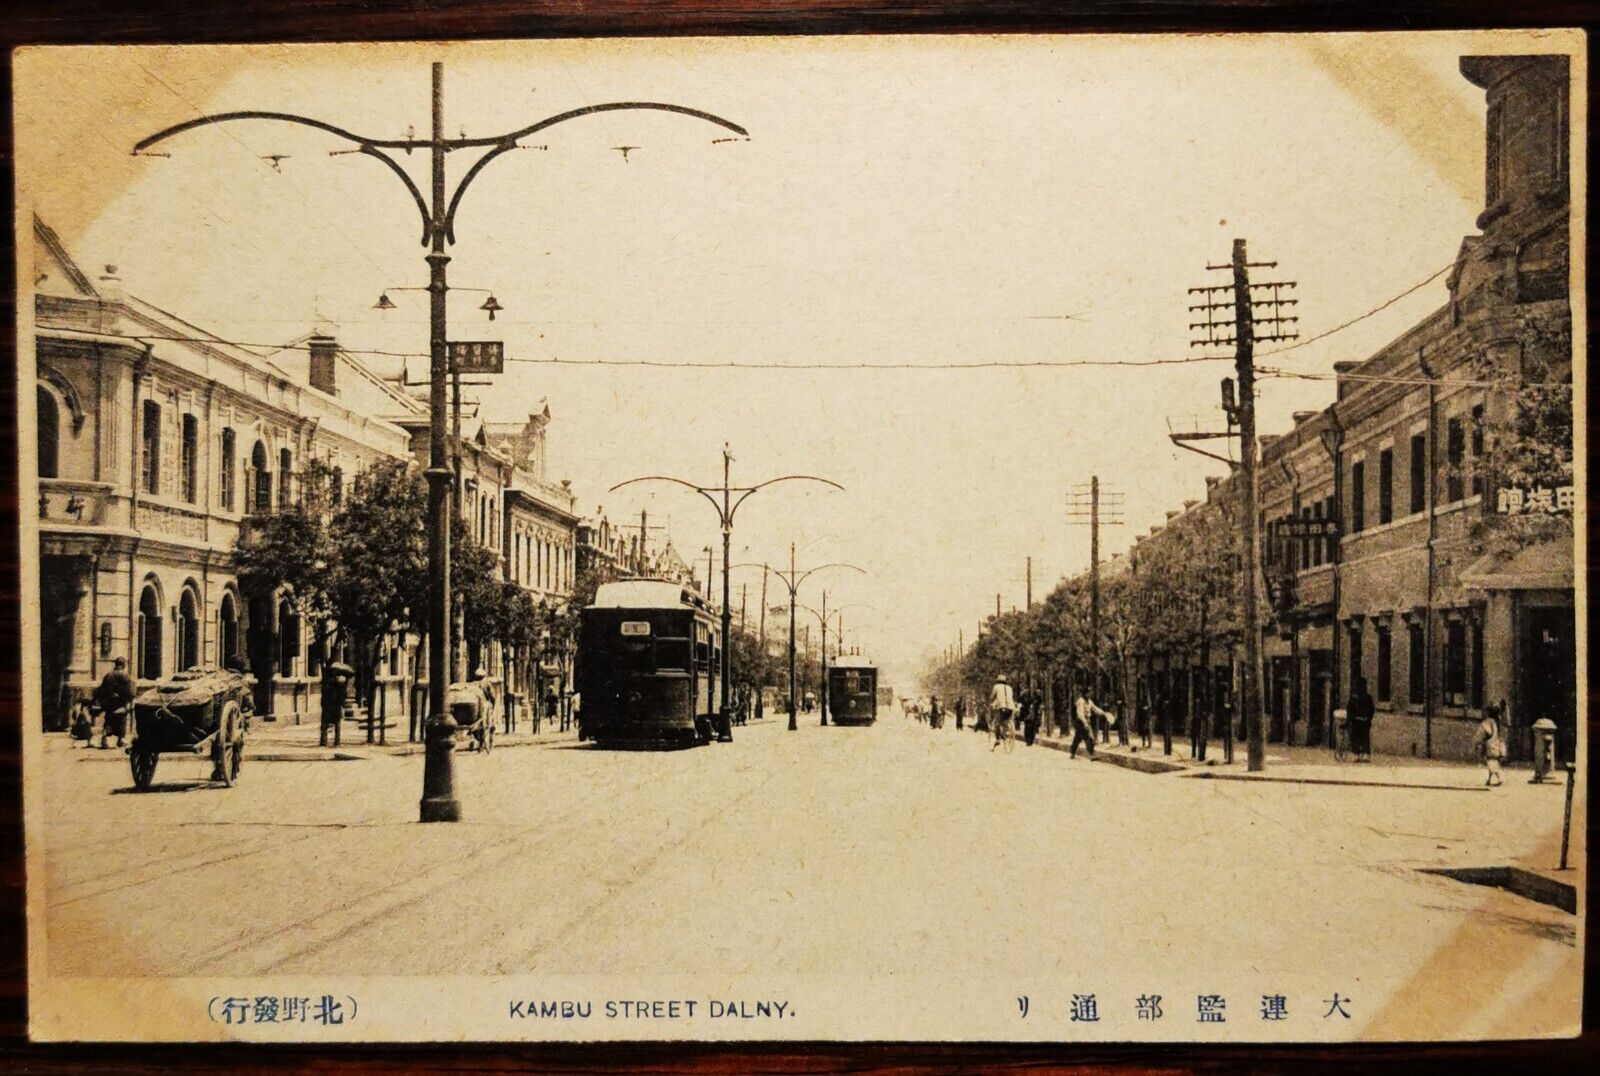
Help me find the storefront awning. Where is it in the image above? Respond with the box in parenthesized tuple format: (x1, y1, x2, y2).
(1459, 534, 1574, 592)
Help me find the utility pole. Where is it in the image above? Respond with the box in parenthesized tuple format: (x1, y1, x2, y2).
(137, 65, 746, 823)
(996, 593, 1002, 619)
(790, 544, 798, 729)
(1026, 556, 1033, 608)
(819, 589, 829, 725)
(1067, 477, 1124, 700)
(1190, 239, 1298, 772)
(758, 563, 768, 652)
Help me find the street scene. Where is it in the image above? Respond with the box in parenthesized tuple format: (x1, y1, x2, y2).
(16, 33, 1583, 1042)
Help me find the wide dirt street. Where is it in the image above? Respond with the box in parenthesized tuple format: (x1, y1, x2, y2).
(33, 716, 1579, 1039)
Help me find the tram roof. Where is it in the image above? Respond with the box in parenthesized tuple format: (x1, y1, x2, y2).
(591, 579, 709, 611)
(829, 655, 876, 670)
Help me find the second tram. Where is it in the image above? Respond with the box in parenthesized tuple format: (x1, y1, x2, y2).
(577, 580, 722, 748)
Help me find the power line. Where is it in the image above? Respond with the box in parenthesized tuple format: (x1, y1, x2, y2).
(1257, 366, 1552, 390)
(1258, 262, 1453, 358)
(49, 330, 1232, 370)
(46, 259, 1471, 373)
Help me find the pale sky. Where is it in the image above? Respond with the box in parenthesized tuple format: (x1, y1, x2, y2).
(18, 32, 1573, 689)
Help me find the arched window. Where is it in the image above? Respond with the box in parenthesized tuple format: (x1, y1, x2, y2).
(181, 414, 199, 503)
(176, 587, 200, 671)
(219, 591, 239, 669)
(219, 428, 236, 510)
(136, 584, 162, 681)
(278, 448, 293, 510)
(37, 387, 60, 479)
(250, 442, 270, 513)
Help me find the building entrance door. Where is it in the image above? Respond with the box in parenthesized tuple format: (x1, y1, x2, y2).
(39, 555, 87, 731)
(1307, 650, 1332, 747)
(1519, 604, 1576, 764)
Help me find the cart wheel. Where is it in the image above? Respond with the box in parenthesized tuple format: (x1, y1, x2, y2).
(130, 749, 157, 791)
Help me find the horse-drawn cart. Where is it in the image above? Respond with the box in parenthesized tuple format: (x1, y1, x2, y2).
(127, 668, 253, 791)
(447, 678, 496, 753)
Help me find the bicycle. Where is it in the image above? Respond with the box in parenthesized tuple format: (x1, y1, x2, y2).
(1332, 708, 1350, 763)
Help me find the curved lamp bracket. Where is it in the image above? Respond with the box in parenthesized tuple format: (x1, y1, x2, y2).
(134, 111, 434, 245)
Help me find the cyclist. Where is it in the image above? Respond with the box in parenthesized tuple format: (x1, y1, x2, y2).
(989, 674, 1017, 753)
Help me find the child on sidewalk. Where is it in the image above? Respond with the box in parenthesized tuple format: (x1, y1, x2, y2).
(1474, 704, 1506, 787)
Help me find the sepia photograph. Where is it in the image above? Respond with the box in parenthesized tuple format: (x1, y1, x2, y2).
(12, 29, 1585, 1043)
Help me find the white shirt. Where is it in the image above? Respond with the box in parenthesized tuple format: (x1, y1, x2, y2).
(990, 682, 1016, 712)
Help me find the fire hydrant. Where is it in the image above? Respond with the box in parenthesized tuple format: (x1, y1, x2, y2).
(1530, 717, 1558, 783)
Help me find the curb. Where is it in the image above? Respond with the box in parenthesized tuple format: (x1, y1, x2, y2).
(1185, 772, 1487, 792)
(1420, 865, 1578, 914)
(1034, 737, 1189, 774)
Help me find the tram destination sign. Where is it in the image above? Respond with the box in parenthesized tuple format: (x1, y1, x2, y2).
(448, 340, 505, 375)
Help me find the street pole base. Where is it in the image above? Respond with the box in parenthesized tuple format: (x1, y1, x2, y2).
(420, 796, 462, 823)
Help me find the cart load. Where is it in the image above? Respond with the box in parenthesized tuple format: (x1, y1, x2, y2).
(128, 667, 253, 790)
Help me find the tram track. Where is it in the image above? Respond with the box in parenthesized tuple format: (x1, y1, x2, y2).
(182, 747, 718, 976)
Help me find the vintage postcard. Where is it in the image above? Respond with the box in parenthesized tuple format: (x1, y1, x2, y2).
(13, 30, 1585, 1042)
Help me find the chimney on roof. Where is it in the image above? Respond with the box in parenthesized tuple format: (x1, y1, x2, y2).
(1205, 475, 1221, 491)
(1332, 361, 1359, 401)
(1184, 498, 1198, 509)
(1259, 434, 1280, 450)
(1293, 410, 1316, 425)
(308, 333, 338, 396)
(96, 264, 125, 305)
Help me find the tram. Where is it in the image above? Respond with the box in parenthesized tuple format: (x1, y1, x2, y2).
(576, 580, 722, 747)
(826, 656, 879, 726)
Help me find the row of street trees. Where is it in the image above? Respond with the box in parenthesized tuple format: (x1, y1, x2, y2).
(922, 495, 1245, 743)
(235, 458, 573, 737)
(922, 312, 1575, 744)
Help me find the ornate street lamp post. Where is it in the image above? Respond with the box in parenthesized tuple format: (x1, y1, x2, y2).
(136, 64, 745, 819)
(613, 446, 841, 741)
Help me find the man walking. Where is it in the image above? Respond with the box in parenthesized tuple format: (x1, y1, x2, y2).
(1346, 675, 1375, 763)
(1021, 686, 1042, 746)
(94, 657, 135, 749)
(989, 674, 1017, 753)
(954, 696, 966, 732)
(1072, 690, 1112, 759)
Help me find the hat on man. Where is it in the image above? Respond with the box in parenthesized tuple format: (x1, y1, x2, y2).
(997, 674, 1008, 683)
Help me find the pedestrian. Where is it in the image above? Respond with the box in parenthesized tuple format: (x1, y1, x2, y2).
(989, 674, 1017, 753)
(1022, 688, 1041, 746)
(319, 661, 352, 748)
(542, 680, 559, 735)
(1135, 690, 1152, 749)
(1345, 675, 1375, 763)
(1113, 692, 1129, 747)
(1475, 703, 1506, 787)
(954, 695, 966, 732)
(94, 657, 135, 749)
(1072, 690, 1112, 759)
(930, 694, 943, 729)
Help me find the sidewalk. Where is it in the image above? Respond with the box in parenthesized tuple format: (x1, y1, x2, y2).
(1035, 730, 1542, 791)
(248, 715, 578, 758)
(57, 716, 579, 762)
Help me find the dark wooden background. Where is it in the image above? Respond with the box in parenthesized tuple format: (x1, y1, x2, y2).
(0, 2, 1593, 1071)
